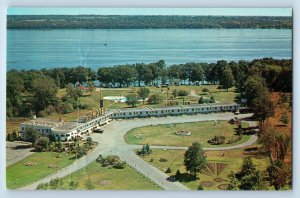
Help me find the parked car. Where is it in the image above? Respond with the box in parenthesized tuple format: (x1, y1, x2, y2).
(93, 128, 104, 133)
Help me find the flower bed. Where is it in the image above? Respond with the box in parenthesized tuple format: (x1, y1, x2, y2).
(175, 130, 191, 136)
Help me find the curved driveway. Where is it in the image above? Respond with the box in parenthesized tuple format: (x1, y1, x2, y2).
(20, 113, 256, 190)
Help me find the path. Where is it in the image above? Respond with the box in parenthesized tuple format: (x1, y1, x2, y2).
(6, 141, 34, 166)
(20, 112, 257, 190)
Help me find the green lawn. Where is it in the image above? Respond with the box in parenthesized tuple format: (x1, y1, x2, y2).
(139, 148, 270, 190)
(6, 152, 75, 189)
(60, 161, 161, 190)
(125, 121, 250, 147)
(61, 85, 237, 110)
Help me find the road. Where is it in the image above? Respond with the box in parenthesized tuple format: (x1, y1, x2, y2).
(20, 112, 257, 190)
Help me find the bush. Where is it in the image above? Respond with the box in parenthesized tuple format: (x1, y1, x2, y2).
(178, 90, 189, 97)
(202, 88, 209, 94)
(172, 89, 178, 97)
(97, 155, 126, 169)
(209, 96, 215, 103)
(87, 137, 92, 146)
(165, 167, 172, 173)
(175, 169, 181, 181)
(227, 135, 243, 144)
(197, 184, 204, 190)
(147, 94, 163, 104)
(34, 137, 50, 152)
(6, 133, 14, 142)
(159, 158, 168, 162)
(208, 135, 225, 145)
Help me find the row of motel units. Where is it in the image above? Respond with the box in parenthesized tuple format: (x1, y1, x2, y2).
(20, 103, 239, 141)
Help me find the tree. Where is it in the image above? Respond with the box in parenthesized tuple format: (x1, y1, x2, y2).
(239, 170, 267, 190)
(66, 83, 82, 100)
(258, 125, 277, 165)
(87, 81, 95, 95)
(252, 93, 274, 123)
(244, 75, 268, 107)
(137, 87, 150, 105)
(266, 160, 291, 190)
(184, 142, 207, 179)
(209, 96, 215, 103)
(125, 94, 139, 107)
(279, 112, 289, 126)
(227, 171, 239, 190)
(25, 127, 40, 146)
(172, 89, 178, 98)
(275, 134, 290, 161)
(229, 157, 268, 190)
(198, 97, 205, 104)
(87, 137, 92, 146)
(240, 157, 256, 178)
(34, 137, 50, 152)
(147, 94, 163, 105)
(220, 67, 234, 91)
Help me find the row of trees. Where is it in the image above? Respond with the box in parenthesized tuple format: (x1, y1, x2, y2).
(228, 156, 291, 190)
(8, 15, 292, 29)
(7, 66, 95, 117)
(7, 58, 292, 117)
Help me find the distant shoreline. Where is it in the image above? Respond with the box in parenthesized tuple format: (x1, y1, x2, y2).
(7, 15, 292, 29)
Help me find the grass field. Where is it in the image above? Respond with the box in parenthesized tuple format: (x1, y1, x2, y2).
(60, 161, 161, 190)
(63, 85, 237, 110)
(6, 152, 75, 189)
(139, 147, 269, 190)
(125, 121, 250, 147)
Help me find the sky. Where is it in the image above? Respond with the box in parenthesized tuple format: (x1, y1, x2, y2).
(7, 8, 292, 16)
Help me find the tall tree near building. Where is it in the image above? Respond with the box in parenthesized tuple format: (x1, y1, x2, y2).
(137, 87, 150, 105)
(125, 94, 139, 107)
(220, 67, 235, 91)
(184, 142, 207, 179)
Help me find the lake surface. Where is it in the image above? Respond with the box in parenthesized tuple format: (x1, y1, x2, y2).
(7, 29, 292, 70)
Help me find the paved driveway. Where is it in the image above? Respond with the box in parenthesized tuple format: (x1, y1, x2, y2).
(20, 112, 256, 190)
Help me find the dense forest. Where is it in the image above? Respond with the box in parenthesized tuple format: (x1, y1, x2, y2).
(7, 58, 292, 118)
(7, 15, 292, 29)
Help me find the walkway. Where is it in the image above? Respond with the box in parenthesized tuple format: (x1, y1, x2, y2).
(20, 112, 257, 190)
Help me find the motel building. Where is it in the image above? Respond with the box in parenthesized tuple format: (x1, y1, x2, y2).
(20, 112, 113, 142)
(19, 103, 239, 141)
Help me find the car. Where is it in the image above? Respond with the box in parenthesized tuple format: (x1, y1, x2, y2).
(93, 128, 104, 133)
(234, 110, 240, 115)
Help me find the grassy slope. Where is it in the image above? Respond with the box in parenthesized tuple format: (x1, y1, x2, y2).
(6, 152, 75, 189)
(140, 147, 269, 190)
(125, 121, 250, 147)
(61, 161, 161, 190)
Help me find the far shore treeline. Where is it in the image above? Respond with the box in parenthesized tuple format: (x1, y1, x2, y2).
(7, 15, 292, 29)
(7, 58, 292, 118)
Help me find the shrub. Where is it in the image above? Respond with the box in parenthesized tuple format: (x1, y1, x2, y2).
(175, 169, 181, 181)
(34, 137, 50, 152)
(97, 155, 126, 169)
(202, 88, 209, 93)
(87, 137, 92, 146)
(210, 96, 216, 103)
(165, 167, 172, 173)
(159, 158, 168, 162)
(208, 135, 225, 145)
(147, 94, 163, 104)
(178, 90, 189, 97)
(172, 89, 178, 97)
(197, 184, 204, 190)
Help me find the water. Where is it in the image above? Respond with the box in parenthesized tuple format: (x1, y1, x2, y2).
(7, 29, 292, 70)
